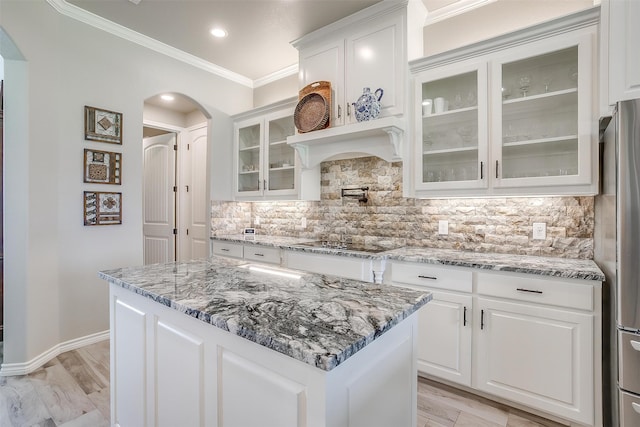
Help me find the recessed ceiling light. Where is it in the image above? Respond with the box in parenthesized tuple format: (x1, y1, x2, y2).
(210, 28, 228, 38)
(161, 94, 174, 101)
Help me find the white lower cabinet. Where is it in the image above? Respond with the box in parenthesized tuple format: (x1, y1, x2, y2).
(211, 240, 282, 265)
(474, 297, 594, 425)
(283, 250, 376, 283)
(417, 290, 472, 386)
(389, 263, 601, 426)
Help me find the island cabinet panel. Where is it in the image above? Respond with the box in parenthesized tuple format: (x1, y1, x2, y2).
(220, 350, 306, 427)
(155, 320, 205, 427)
(111, 298, 148, 427)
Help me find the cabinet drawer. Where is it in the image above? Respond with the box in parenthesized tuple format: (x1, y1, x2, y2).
(477, 272, 593, 311)
(285, 251, 372, 282)
(620, 389, 640, 427)
(243, 245, 281, 265)
(390, 262, 472, 293)
(212, 241, 244, 259)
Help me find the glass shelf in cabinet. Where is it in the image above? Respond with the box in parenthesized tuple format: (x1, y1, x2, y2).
(423, 146, 479, 155)
(239, 145, 260, 152)
(503, 135, 578, 147)
(503, 87, 577, 106)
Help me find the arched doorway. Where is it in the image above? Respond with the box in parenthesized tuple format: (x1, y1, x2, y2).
(143, 93, 211, 264)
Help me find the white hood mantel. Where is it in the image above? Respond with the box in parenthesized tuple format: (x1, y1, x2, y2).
(286, 116, 405, 168)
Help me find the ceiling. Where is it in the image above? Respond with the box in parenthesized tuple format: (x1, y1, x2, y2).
(63, 0, 473, 84)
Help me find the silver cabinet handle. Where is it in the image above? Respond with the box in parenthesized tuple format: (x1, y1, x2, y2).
(417, 275, 437, 280)
(516, 288, 543, 294)
(221, 248, 230, 252)
(495, 160, 499, 178)
(463, 306, 467, 327)
(337, 105, 342, 119)
(253, 253, 264, 257)
(480, 161, 484, 180)
(481, 309, 485, 330)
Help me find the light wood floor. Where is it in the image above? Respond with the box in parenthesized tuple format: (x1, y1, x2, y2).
(0, 340, 565, 427)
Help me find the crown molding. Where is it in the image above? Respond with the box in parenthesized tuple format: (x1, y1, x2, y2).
(424, 0, 496, 25)
(47, 0, 254, 88)
(253, 64, 298, 88)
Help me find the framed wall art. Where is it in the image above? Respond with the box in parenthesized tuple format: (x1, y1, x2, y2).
(84, 191, 122, 226)
(84, 149, 121, 184)
(84, 106, 122, 144)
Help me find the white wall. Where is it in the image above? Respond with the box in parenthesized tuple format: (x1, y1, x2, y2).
(0, 0, 251, 368)
(422, 0, 594, 57)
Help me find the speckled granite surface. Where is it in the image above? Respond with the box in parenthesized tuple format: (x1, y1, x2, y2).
(213, 234, 391, 259)
(384, 247, 604, 282)
(211, 236, 604, 281)
(99, 256, 431, 371)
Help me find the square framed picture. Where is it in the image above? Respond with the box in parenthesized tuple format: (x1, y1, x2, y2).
(84, 106, 123, 144)
(84, 149, 121, 184)
(84, 191, 122, 226)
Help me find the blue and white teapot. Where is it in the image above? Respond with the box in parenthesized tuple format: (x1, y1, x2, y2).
(352, 87, 383, 122)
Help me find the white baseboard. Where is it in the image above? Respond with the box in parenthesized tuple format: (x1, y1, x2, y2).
(0, 330, 110, 377)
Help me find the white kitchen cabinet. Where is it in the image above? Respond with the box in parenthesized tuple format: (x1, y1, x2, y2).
(283, 250, 377, 283)
(295, 2, 407, 127)
(388, 259, 602, 426)
(211, 240, 282, 266)
(410, 8, 599, 198)
(233, 99, 320, 201)
(474, 272, 598, 426)
(605, 0, 640, 105)
(389, 262, 472, 387)
(234, 100, 298, 200)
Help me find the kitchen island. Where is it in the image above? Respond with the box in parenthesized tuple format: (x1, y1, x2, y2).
(99, 256, 431, 427)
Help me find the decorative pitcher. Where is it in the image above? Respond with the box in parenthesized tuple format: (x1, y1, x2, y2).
(352, 87, 383, 122)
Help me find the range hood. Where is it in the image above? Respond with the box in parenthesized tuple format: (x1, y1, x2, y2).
(286, 116, 406, 168)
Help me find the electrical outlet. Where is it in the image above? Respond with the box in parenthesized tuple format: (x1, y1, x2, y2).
(255, 216, 260, 225)
(532, 222, 546, 240)
(438, 220, 449, 235)
(301, 217, 307, 228)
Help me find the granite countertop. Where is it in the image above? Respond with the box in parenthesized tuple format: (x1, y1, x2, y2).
(213, 234, 393, 260)
(99, 256, 431, 371)
(384, 247, 605, 282)
(211, 235, 605, 282)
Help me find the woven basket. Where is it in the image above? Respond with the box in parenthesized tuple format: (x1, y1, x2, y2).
(294, 92, 329, 133)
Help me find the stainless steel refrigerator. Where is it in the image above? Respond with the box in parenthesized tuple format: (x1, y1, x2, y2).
(596, 98, 640, 427)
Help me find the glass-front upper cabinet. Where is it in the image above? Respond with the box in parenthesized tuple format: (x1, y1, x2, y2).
(265, 114, 296, 192)
(491, 32, 594, 191)
(410, 15, 597, 198)
(234, 105, 297, 199)
(414, 62, 488, 194)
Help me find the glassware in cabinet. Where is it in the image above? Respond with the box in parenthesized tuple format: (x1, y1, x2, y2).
(417, 68, 486, 190)
(497, 46, 581, 181)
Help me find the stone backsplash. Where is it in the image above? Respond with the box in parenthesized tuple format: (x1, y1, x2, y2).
(212, 157, 594, 259)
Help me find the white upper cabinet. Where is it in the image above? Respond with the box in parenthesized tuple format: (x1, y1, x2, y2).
(233, 98, 320, 201)
(410, 8, 599, 198)
(296, 3, 407, 127)
(605, 0, 640, 105)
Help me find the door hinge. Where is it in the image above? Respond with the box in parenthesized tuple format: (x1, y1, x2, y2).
(185, 185, 189, 192)
(187, 143, 190, 150)
(173, 186, 177, 192)
(173, 144, 177, 151)
(186, 229, 189, 236)
(173, 228, 178, 235)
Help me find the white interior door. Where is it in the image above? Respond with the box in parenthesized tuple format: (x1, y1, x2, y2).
(143, 133, 176, 264)
(179, 125, 208, 261)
